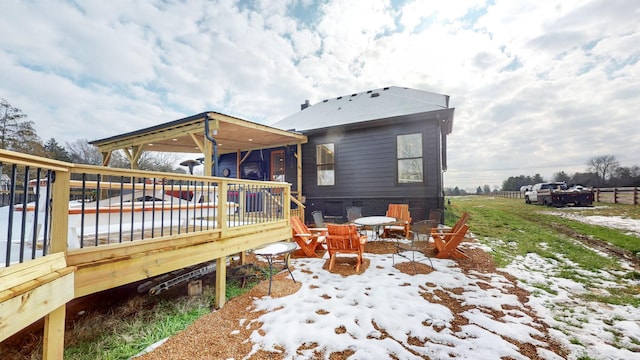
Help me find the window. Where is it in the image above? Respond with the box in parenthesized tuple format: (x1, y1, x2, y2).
(316, 143, 335, 186)
(241, 162, 263, 180)
(271, 150, 285, 194)
(397, 133, 423, 183)
(270, 150, 285, 183)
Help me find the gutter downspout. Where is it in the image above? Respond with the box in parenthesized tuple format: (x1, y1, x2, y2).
(204, 114, 219, 176)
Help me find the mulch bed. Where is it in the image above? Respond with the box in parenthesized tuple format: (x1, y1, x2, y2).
(136, 238, 567, 359)
(1, 233, 569, 360)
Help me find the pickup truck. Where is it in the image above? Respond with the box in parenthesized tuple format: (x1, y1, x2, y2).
(524, 182, 594, 207)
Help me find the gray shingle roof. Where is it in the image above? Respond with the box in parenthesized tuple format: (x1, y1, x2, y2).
(272, 86, 451, 132)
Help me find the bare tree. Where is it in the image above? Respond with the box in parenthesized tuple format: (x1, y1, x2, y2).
(587, 155, 619, 186)
(571, 172, 599, 187)
(139, 152, 183, 173)
(108, 150, 183, 173)
(66, 139, 103, 165)
(611, 165, 640, 186)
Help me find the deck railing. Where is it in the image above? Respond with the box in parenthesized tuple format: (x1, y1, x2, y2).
(1, 148, 297, 356)
(290, 195, 305, 219)
(1, 152, 64, 267)
(1, 150, 292, 267)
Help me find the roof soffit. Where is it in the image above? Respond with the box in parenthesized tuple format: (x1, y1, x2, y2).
(90, 112, 307, 155)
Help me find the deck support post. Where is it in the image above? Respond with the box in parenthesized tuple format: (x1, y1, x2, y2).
(43, 305, 66, 360)
(214, 256, 226, 309)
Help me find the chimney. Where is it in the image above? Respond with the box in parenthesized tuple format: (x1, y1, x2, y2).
(300, 99, 310, 110)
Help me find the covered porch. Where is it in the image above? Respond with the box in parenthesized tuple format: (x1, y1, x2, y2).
(0, 112, 308, 359)
(89, 111, 307, 200)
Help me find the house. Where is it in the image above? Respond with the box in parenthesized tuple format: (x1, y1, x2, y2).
(269, 86, 455, 223)
(88, 86, 454, 224)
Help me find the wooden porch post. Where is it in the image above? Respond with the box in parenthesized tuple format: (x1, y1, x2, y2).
(236, 150, 241, 178)
(125, 146, 142, 170)
(50, 171, 71, 254)
(43, 305, 66, 359)
(214, 258, 226, 309)
(204, 136, 213, 177)
(214, 179, 228, 309)
(44, 170, 71, 359)
(100, 151, 112, 166)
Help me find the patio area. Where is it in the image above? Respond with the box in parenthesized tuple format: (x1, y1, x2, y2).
(135, 239, 567, 359)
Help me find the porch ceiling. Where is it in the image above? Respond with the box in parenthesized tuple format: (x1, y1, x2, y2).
(89, 111, 307, 155)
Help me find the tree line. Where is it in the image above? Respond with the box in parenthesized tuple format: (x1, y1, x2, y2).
(499, 155, 639, 191)
(5, 98, 639, 193)
(445, 154, 640, 195)
(1, 99, 185, 172)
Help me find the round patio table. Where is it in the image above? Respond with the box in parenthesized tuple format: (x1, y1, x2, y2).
(254, 241, 297, 295)
(353, 216, 396, 240)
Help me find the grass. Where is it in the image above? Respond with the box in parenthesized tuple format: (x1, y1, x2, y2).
(445, 196, 640, 306)
(61, 275, 265, 360)
(64, 296, 214, 360)
(446, 196, 637, 265)
(554, 218, 640, 253)
(0, 266, 269, 360)
(530, 282, 558, 295)
(5, 197, 639, 359)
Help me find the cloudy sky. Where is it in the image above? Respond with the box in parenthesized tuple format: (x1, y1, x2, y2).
(1, 0, 639, 190)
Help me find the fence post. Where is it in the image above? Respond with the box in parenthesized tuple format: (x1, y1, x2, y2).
(635, 187, 638, 205)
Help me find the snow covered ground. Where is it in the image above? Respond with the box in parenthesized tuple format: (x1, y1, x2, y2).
(499, 248, 639, 359)
(502, 207, 640, 359)
(139, 206, 640, 359)
(246, 209, 640, 360)
(545, 206, 640, 238)
(248, 250, 565, 359)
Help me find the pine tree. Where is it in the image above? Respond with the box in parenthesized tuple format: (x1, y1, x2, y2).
(44, 138, 72, 161)
(0, 99, 43, 154)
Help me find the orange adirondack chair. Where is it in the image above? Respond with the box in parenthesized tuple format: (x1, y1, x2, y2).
(290, 216, 327, 257)
(326, 223, 368, 272)
(383, 204, 412, 238)
(431, 212, 471, 259)
(433, 224, 469, 259)
(431, 212, 469, 239)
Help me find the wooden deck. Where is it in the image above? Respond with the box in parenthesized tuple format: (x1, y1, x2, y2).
(0, 149, 295, 358)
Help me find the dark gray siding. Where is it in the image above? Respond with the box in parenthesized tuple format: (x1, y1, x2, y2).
(301, 113, 445, 222)
(217, 111, 449, 224)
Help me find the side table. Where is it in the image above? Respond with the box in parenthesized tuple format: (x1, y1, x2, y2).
(254, 241, 298, 295)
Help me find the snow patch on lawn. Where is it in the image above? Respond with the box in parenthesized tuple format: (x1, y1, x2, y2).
(544, 208, 640, 237)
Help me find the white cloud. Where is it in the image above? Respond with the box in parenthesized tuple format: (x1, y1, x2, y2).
(0, 0, 638, 189)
